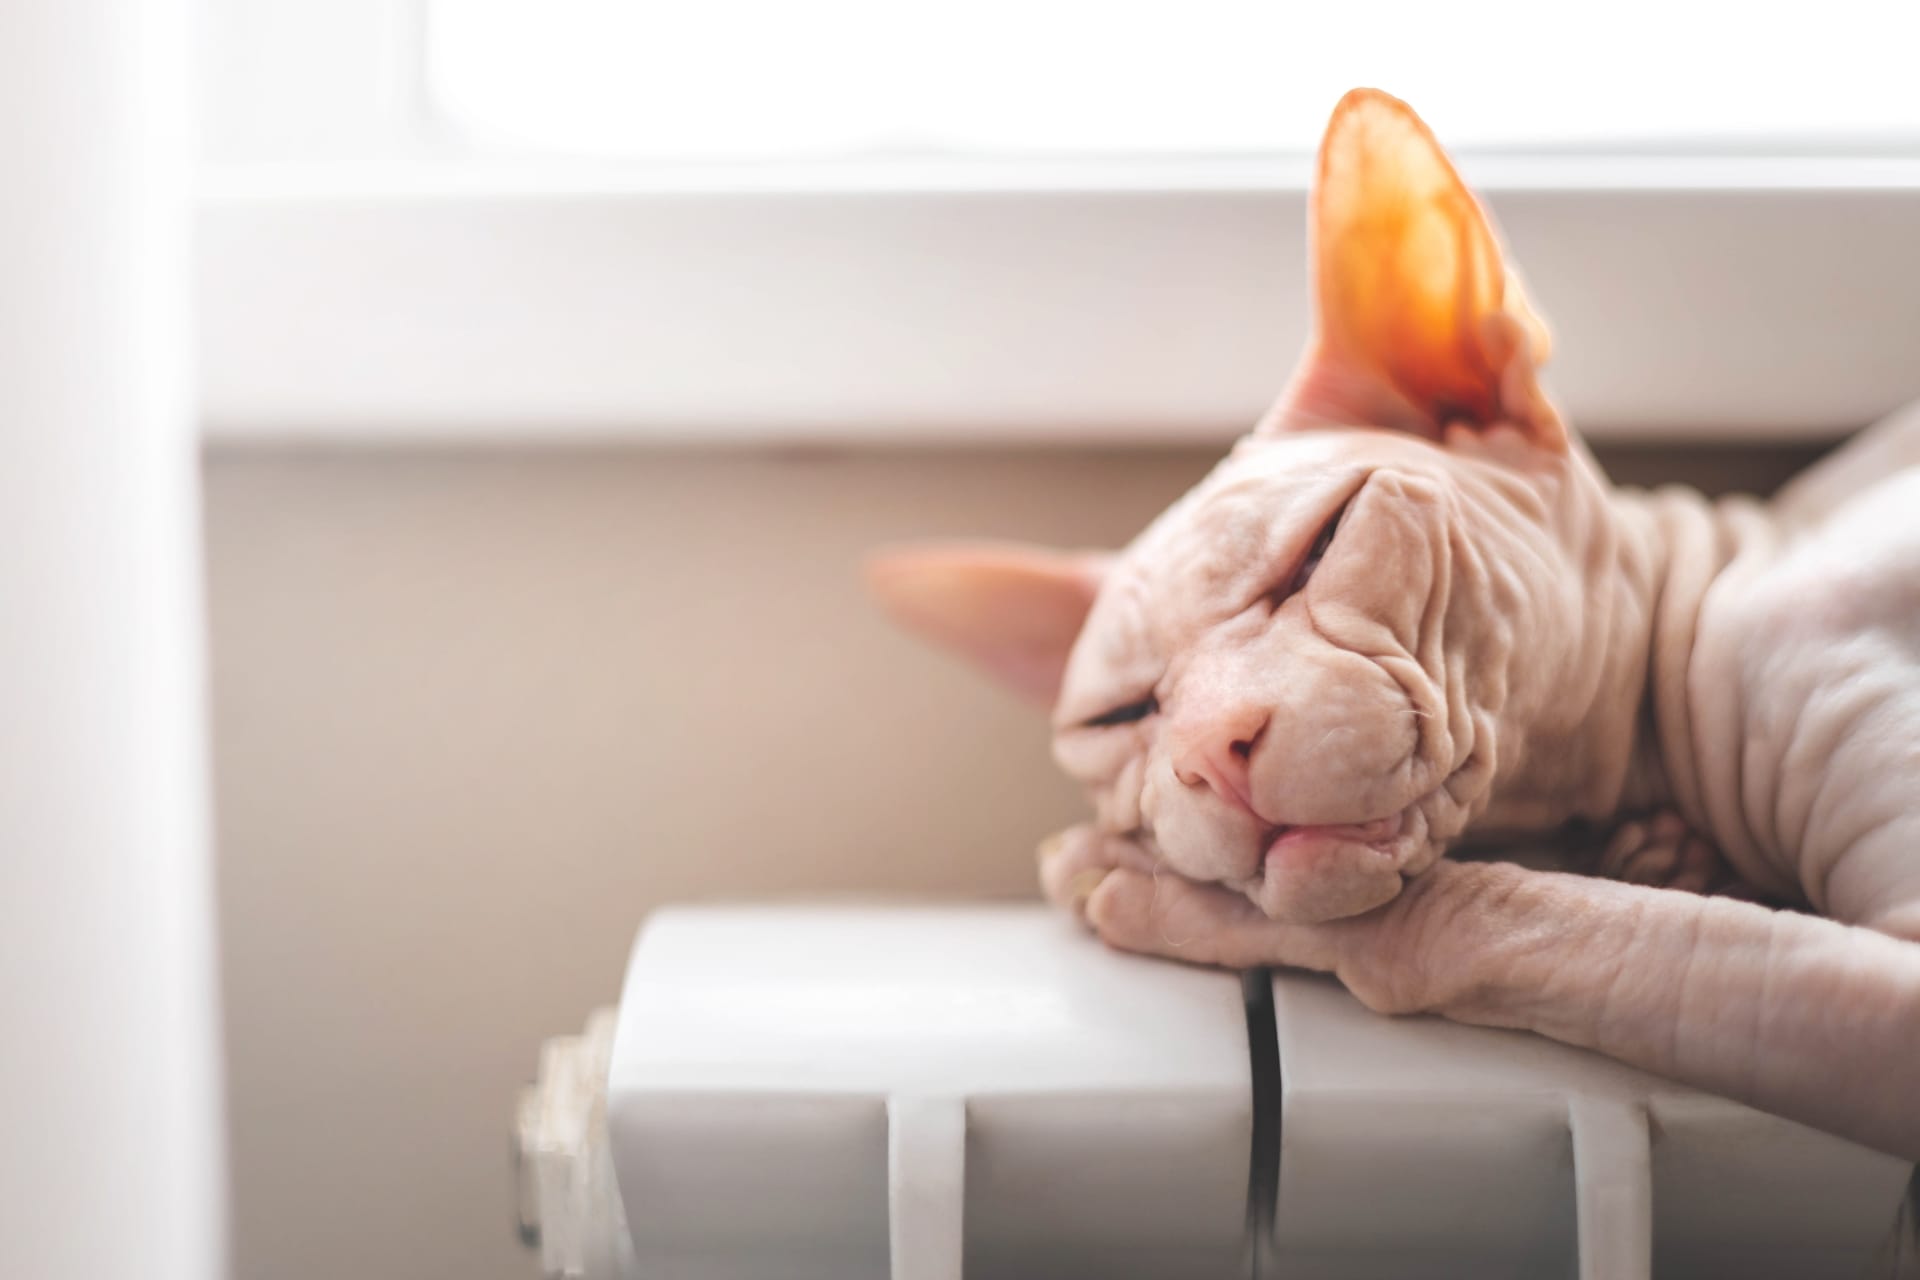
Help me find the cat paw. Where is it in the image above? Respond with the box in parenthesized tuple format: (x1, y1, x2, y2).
(1037, 825, 1158, 921)
(1597, 811, 1751, 897)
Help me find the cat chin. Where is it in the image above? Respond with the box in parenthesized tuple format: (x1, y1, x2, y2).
(1243, 827, 1419, 923)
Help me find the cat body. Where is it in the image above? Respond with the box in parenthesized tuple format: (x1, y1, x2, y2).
(1664, 410, 1920, 937)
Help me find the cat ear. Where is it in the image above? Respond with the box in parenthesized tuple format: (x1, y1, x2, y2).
(865, 542, 1107, 707)
(1258, 88, 1566, 451)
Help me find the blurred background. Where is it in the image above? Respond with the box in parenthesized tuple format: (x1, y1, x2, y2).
(8, 2, 1920, 1278)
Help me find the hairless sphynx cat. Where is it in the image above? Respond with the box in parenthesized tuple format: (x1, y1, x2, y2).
(872, 89, 1920, 1164)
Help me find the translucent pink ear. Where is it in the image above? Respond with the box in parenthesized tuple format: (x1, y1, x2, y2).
(1257, 88, 1565, 451)
(865, 542, 1108, 707)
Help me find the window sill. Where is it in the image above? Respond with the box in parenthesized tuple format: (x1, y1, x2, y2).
(198, 158, 1920, 446)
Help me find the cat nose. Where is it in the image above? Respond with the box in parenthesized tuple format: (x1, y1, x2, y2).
(1169, 707, 1269, 818)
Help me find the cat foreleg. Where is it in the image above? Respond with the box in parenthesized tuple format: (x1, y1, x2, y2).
(1076, 854, 1920, 1160)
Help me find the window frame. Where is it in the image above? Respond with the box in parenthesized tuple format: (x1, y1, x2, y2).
(196, 0, 1920, 446)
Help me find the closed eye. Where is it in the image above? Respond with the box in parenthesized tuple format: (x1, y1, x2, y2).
(1272, 501, 1347, 604)
(1083, 695, 1158, 728)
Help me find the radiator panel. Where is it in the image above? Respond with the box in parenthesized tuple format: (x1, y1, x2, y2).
(605, 904, 1254, 1280)
(548, 903, 1914, 1280)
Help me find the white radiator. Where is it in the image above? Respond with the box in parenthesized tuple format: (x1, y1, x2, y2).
(515, 904, 1913, 1279)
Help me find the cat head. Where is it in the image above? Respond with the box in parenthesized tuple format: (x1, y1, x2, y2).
(870, 89, 1612, 923)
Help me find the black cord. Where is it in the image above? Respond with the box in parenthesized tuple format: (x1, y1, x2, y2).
(1241, 967, 1282, 1279)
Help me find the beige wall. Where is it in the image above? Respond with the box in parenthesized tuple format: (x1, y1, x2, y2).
(204, 442, 1821, 1280)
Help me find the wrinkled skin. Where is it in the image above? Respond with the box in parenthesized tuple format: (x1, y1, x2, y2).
(870, 89, 1920, 1160)
(1049, 426, 1626, 925)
